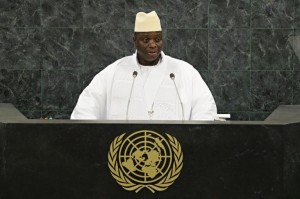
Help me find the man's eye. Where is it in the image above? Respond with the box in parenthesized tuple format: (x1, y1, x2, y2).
(143, 38, 149, 42)
(156, 38, 161, 42)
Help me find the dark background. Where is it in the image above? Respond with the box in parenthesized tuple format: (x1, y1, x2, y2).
(0, 0, 300, 120)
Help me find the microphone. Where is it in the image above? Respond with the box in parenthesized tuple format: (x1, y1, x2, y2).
(170, 73, 185, 120)
(126, 71, 138, 120)
(133, 71, 137, 78)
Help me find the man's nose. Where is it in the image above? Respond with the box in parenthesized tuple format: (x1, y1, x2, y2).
(149, 40, 157, 48)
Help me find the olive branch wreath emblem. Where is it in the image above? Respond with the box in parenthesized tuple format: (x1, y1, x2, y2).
(108, 132, 183, 193)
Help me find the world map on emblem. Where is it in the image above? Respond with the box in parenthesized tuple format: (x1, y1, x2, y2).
(118, 130, 173, 184)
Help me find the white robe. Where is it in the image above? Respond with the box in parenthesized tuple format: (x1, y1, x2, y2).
(71, 52, 217, 120)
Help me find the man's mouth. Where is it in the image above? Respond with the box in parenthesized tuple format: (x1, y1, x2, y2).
(147, 51, 158, 55)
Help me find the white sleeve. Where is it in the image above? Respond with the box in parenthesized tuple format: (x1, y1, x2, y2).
(190, 70, 217, 120)
(70, 70, 108, 120)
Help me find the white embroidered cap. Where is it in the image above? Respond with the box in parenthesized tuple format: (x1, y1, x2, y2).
(134, 11, 162, 32)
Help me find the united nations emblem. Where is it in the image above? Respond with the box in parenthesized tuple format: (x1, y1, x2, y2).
(108, 130, 183, 193)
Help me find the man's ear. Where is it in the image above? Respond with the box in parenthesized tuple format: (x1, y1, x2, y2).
(133, 32, 138, 42)
(133, 35, 136, 47)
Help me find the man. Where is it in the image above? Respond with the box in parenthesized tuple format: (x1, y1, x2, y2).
(71, 11, 217, 120)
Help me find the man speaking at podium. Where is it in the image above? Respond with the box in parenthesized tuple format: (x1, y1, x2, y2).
(71, 11, 217, 121)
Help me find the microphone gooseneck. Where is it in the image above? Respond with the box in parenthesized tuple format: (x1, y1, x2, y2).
(170, 73, 185, 120)
(126, 71, 138, 120)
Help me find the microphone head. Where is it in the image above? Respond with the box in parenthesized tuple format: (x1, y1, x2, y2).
(170, 73, 175, 79)
(133, 71, 138, 77)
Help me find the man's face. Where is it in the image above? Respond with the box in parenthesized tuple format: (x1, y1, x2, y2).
(133, 31, 163, 66)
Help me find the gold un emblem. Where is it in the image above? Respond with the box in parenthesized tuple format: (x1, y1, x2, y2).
(108, 130, 183, 193)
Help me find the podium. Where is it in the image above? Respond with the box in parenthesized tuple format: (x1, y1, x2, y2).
(0, 103, 300, 199)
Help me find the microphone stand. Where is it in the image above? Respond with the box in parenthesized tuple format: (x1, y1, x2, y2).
(170, 73, 185, 120)
(126, 71, 138, 120)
